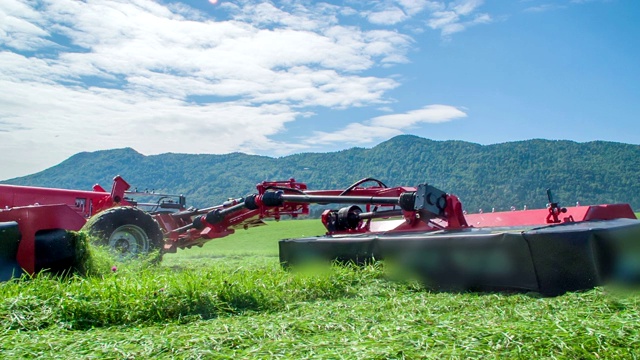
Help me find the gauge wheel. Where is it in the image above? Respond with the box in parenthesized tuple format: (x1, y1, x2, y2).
(83, 206, 164, 257)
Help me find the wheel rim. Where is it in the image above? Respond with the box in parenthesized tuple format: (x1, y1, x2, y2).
(108, 225, 149, 256)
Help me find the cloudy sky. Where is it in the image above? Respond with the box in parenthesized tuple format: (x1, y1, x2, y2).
(1, 0, 638, 180)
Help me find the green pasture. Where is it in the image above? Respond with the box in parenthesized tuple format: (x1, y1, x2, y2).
(162, 219, 326, 267)
(1, 219, 640, 359)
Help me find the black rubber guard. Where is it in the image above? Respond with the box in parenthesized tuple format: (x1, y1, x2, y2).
(34, 229, 77, 274)
(0, 222, 24, 281)
(279, 218, 640, 296)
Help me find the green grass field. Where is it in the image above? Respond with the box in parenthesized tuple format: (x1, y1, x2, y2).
(2, 219, 640, 359)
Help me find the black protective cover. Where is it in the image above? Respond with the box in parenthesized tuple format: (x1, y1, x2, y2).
(34, 229, 76, 274)
(0, 221, 24, 281)
(279, 218, 640, 295)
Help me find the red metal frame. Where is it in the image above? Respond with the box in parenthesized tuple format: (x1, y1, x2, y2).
(0, 176, 131, 218)
(0, 177, 133, 273)
(464, 203, 637, 228)
(1, 176, 637, 274)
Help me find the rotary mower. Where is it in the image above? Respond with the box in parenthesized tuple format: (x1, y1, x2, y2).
(1, 176, 639, 295)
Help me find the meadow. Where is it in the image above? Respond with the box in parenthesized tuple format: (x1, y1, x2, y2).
(1, 218, 640, 359)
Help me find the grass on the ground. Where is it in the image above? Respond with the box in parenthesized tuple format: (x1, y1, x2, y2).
(1, 219, 640, 359)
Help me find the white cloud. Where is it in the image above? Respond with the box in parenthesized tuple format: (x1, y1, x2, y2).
(2, 0, 413, 94)
(370, 105, 467, 128)
(362, 0, 491, 37)
(524, 4, 566, 13)
(306, 105, 467, 145)
(524, 0, 609, 14)
(453, 0, 483, 16)
(570, 0, 613, 4)
(0, 0, 420, 179)
(0, 0, 54, 50)
(0, 77, 302, 172)
(400, 0, 442, 15)
(306, 123, 403, 145)
(0, 0, 495, 179)
(367, 6, 409, 25)
(426, 0, 492, 36)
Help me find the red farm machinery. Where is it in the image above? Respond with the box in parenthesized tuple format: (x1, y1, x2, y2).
(1, 176, 639, 295)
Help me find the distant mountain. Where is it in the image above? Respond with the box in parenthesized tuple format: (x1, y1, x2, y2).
(3, 135, 640, 211)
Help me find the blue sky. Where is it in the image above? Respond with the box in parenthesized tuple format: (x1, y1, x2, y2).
(0, 0, 638, 180)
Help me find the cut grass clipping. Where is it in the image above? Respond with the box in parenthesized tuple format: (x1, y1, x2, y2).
(71, 230, 116, 278)
(70, 230, 161, 278)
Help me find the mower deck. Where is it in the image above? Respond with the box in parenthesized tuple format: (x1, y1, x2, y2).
(280, 218, 640, 295)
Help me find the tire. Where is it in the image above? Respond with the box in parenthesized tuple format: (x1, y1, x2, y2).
(83, 207, 164, 257)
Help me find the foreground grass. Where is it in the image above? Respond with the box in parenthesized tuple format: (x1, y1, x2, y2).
(0, 263, 374, 331)
(2, 278, 639, 359)
(2, 219, 640, 358)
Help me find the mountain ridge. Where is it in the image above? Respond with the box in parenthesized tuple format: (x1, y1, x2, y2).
(3, 135, 639, 211)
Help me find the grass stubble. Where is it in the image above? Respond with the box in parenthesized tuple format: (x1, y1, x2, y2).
(1, 220, 640, 359)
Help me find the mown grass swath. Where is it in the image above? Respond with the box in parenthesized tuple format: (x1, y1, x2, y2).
(1, 219, 640, 358)
(0, 221, 362, 331)
(0, 264, 378, 331)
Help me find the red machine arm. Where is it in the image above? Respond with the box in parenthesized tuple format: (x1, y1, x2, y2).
(161, 179, 468, 253)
